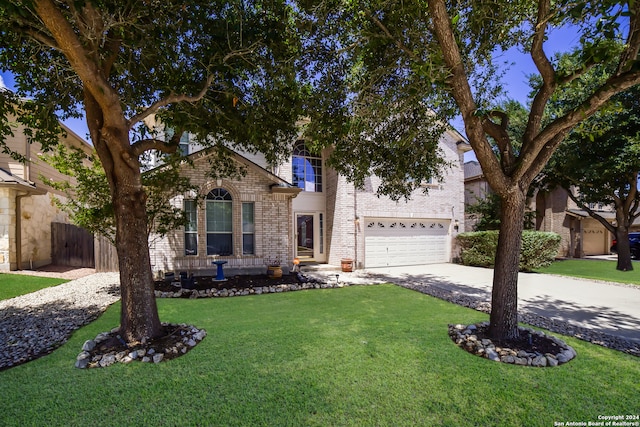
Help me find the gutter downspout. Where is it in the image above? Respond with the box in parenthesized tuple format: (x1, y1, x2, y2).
(16, 127, 30, 271)
(353, 184, 358, 269)
(15, 192, 28, 271)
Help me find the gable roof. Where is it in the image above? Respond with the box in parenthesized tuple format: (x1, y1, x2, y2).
(0, 167, 47, 195)
(151, 146, 302, 196)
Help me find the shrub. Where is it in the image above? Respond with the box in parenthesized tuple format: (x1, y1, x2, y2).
(457, 230, 560, 271)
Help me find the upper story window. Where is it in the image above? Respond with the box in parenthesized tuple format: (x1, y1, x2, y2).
(165, 128, 190, 156)
(292, 141, 322, 192)
(206, 188, 233, 256)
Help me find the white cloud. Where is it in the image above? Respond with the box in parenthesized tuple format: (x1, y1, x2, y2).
(0, 75, 5, 88)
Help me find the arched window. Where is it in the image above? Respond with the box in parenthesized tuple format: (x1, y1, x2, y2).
(206, 188, 233, 255)
(292, 141, 322, 192)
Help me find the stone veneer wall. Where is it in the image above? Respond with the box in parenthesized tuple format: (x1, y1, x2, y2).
(0, 188, 15, 270)
(149, 155, 296, 275)
(19, 193, 69, 269)
(0, 189, 70, 271)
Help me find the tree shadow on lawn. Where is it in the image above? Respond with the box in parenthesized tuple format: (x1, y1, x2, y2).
(368, 272, 640, 356)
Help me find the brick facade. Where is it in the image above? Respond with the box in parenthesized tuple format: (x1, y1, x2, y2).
(149, 151, 299, 276)
(326, 131, 467, 268)
(150, 129, 469, 274)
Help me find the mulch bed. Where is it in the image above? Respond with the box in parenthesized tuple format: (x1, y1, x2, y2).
(472, 324, 563, 355)
(154, 273, 301, 293)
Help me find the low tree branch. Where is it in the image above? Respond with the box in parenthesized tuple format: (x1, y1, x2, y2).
(567, 189, 617, 234)
(427, 0, 508, 193)
(617, 0, 640, 75)
(367, 10, 421, 63)
(127, 74, 214, 129)
(523, 0, 556, 146)
(482, 111, 516, 173)
(131, 138, 179, 158)
(33, 0, 125, 128)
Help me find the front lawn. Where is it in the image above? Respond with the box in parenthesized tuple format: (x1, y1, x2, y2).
(0, 273, 68, 300)
(535, 259, 640, 286)
(0, 285, 637, 426)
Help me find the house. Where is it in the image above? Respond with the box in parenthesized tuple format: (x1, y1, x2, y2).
(148, 128, 470, 275)
(463, 160, 492, 232)
(0, 117, 93, 270)
(463, 160, 639, 257)
(534, 187, 640, 258)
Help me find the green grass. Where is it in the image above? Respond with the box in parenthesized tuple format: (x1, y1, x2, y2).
(1, 285, 638, 426)
(0, 273, 68, 300)
(535, 259, 640, 285)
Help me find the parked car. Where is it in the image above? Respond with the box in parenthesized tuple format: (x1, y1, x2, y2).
(610, 232, 640, 259)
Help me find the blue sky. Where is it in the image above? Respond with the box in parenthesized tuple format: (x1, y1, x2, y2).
(1, 25, 582, 151)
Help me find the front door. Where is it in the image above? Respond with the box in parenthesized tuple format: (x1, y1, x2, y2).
(296, 214, 314, 259)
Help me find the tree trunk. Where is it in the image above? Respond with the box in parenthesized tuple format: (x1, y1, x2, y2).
(615, 227, 634, 272)
(112, 168, 163, 343)
(489, 187, 526, 341)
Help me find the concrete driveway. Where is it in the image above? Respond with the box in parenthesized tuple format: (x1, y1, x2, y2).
(360, 263, 640, 344)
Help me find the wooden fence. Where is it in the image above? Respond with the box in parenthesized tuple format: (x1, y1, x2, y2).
(94, 235, 119, 272)
(51, 222, 119, 272)
(51, 222, 95, 268)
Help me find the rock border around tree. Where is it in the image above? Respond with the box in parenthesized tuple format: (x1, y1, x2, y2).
(449, 322, 577, 367)
(75, 323, 206, 369)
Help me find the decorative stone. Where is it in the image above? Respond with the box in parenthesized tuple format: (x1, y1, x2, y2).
(152, 353, 164, 363)
(514, 357, 528, 366)
(76, 351, 91, 361)
(75, 358, 90, 369)
(99, 354, 116, 367)
(501, 355, 515, 364)
(546, 354, 559, 367)
(449, 323, 577, 368)
(485, 348, 500, 361)
(82, 340, 96, 352)
(532, 355, 547, 367)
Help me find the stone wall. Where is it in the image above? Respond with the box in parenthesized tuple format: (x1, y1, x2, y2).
(0, 188, 15, 270)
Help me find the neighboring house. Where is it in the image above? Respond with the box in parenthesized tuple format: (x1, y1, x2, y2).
(463, 160, 638, 257)
(149, 129, 470, 275)
(534, 187, 640, 258)
(463, 160, 492, 232)
(0, 118, 93, 270)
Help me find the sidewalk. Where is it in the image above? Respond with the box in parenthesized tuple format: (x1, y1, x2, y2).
(306, 263, 640, 345)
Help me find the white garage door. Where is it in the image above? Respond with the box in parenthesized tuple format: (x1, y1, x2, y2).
(364, 218, 450, 268)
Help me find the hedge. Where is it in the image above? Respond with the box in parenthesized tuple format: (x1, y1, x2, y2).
(457, 230, 561, 271)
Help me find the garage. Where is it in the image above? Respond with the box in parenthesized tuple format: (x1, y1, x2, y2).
(364, 218, 450, 268)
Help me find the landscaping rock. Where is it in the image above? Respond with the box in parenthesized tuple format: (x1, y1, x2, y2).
(448, 323, 577, 367)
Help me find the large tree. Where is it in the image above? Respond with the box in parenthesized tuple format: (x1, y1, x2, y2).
(301, 1, 640, 340)
(541, 85, 640, 271)
(0, 1, 304, 344)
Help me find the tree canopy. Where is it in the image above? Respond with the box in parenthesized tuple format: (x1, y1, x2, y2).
(299, 0, 640, 341)
(0, 0, 306, 343)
